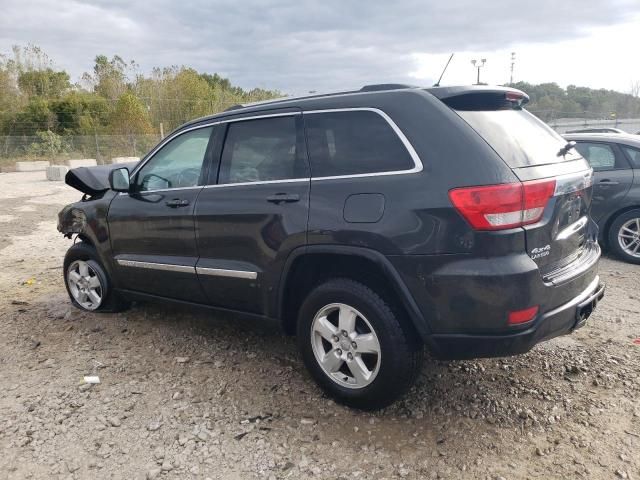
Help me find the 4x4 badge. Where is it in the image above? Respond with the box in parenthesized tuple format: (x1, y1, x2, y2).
(530, 244, 551, 260)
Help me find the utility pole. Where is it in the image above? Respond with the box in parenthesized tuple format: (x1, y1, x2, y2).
(471, 58, 486, 85)
(510, 52, 516, 85)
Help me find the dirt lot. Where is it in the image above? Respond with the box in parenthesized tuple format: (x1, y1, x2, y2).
(0, 171, 638, 480)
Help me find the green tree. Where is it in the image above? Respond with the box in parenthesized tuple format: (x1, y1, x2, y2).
(110, 92, 153, 136)
(17, 69, 70, 98)
(109, 92, 154, 156)
(49, 91, 110, 134)
(84, 54, 133, 101)
(0, 63, 20, 133)
(11, 98, 57, 135)
(26, 130, 68, 157)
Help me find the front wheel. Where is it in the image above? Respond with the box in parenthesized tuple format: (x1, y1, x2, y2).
(297, 278, 423, 410)
(608, 209, 640, 264)
(63, 242, 130, 312)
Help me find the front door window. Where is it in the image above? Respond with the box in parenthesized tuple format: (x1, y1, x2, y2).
(136, 126, 213, 191)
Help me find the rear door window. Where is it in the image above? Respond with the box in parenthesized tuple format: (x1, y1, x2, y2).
(218, 115, 308, 184)
(453, 108, 582, 168)
(304, 110, 414, 178)
(621, 145, 640, 168)
(574, 142, 626, 171)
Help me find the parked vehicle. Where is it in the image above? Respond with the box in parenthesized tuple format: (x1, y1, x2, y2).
(564, 133, 640, 264)
(566, 128, 626, 134)
(58, 85, 604, 409)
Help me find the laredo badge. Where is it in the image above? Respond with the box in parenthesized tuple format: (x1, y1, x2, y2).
(530, 244, 551, 260)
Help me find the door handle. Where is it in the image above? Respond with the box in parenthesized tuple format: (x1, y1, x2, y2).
(598, 179, 619, 186)
(165, 198, 190, 207)
(266, 193, 300, 204)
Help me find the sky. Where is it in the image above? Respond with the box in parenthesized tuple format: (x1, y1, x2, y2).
(1, 0, 640, 95)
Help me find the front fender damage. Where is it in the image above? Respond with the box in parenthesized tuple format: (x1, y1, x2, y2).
(57, 204, 87, 238)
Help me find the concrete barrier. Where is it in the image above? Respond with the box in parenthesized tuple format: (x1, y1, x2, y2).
(110, 156, 140, 164)
(45, 165, 69, 181)
(66, 158, 98, 168)
(15, 161, 50, 172)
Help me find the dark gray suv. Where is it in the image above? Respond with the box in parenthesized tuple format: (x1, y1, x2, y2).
(564, 133, 640, 264)
(58, 85, 605, 409)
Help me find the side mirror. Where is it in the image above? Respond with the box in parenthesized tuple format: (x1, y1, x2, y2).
(109, 167, 131, 192)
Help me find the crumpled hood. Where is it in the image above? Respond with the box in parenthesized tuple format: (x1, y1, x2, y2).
(65, 162, 137, 196)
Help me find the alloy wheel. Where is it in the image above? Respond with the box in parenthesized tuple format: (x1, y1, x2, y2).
(618, 218, 640, 258)
(67, 260, 103, 310)
(310, 303, 381, 389)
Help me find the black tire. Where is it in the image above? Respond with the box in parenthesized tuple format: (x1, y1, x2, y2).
(63, 242, 130, 312)
(297, 278, 423, 410)
(607, 209, 640, 265)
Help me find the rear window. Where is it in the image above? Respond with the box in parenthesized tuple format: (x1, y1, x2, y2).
(622, 145, 640, 168)
(454, 108, 582, 168)
(304, 110, 414, 177)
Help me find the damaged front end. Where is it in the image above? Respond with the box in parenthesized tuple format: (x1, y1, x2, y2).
(58, 162, 135, 241)
(57, 195, 112, 245)
(57, 205, 88, 238)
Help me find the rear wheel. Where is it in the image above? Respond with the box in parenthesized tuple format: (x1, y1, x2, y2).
(608, 209, 640, 264)
(63, 242, 130, 312)
(297, 278, 423, 410)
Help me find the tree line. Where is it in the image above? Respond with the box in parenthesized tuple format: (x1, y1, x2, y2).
(2, 44, 640, 144)
(0, 45, 281, 142)
(511, 81, 640, 122)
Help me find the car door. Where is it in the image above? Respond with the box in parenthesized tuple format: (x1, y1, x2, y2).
(108, 124, 218, 302)
(574, 141, 633, 223)
(194, 112, 310, 315)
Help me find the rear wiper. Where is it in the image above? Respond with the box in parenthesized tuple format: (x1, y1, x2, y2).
(557, 141, 576, 157)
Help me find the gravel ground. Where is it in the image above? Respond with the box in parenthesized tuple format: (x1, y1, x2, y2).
(0, 171, 639, 480)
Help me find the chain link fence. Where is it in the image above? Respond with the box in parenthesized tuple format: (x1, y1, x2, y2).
(547, 118, 640, 134)
(527, 109, 640, 135)
(2, 116, 639, 171)
(0, 134, 161, 169)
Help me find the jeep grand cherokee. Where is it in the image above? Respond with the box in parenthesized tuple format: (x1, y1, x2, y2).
(58, 84, 605, 409)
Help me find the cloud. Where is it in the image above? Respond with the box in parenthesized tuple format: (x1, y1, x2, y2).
(1, 0, 639, 93)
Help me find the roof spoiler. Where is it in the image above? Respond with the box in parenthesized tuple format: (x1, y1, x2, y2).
(426, 86, 529, 109)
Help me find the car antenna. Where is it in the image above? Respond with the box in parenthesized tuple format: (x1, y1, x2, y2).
(433, 53, 454, 87)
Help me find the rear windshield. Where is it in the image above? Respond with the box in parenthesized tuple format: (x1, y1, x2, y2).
(455, 108, 583, 168)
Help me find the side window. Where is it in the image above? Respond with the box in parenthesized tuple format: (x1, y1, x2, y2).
(574, 142, 620, 171)
(218, 116, 306, 184)
(136, 127, 213, 191)
(304, 110, 414, 177)
(622, 146, 640, 168)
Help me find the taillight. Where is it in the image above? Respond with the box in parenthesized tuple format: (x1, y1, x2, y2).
(449, 179, 556, 230)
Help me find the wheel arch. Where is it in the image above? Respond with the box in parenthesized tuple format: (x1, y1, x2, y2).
(275, 245, 431, 341)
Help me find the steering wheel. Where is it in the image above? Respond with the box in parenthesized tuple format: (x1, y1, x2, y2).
(176, 168, 201, 188)
(141, 173, 171, 191)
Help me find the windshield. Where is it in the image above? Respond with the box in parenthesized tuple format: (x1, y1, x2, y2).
(456, 108, 583, 168)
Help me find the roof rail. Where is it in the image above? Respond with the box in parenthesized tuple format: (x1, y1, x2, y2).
(222, 84, 417, 113)
(359, 83, 417, 92)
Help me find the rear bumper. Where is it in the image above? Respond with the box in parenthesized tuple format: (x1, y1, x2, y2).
(387, 242, 602, 359)
(428, 277, 605, 359)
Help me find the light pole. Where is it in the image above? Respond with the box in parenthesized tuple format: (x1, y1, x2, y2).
(510, 52, 516, 85)
(471, 58, 486, 85)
